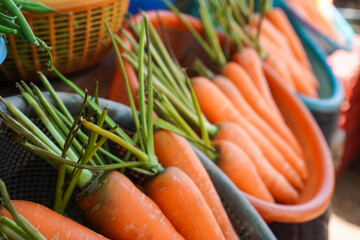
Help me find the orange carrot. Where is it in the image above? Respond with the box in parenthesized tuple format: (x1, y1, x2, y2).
(266, 7, 312, 69)
(232, 48, 283, 118)
(154, 130, 239, 240)
(192, 75, 308, 181)
(145, 166, 225, 240)
(264, 52, 295, 90)
(213, 140, 275, 203)
(259, 34, 319, 95)
(252, 15, 294, 57)
(213, 74, 304, 159)
(286, 0, 337, 39)
(0, 200, 109, 240)
(213, 122, 301, 203)
(77, 170, 184, 240)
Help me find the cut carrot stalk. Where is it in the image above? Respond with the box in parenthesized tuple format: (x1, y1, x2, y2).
(266, 8, 312, 70)
(145, 166, 225, 240)
(192, 75, 308, 181)
(213, 121, 302, 203)
(213, 140, 275, 203)
(0, 200, 109, 240)
(153, 129, 239, 240)
(213, 74, 304, 160)
(77, 170, 184, 240)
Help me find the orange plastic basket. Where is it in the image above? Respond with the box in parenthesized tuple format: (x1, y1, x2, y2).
(109, 10, 335, 224)
(0, 0, 129, 82)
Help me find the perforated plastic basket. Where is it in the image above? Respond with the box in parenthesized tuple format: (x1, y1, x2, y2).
(0, 92, 276, 240)
(109, 10, 334, 227)
(0, 0, 129, 82)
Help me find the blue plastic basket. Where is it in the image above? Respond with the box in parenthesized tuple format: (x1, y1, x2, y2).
(295, 25, 344, 143)
(128, 0, 174, 14)
(0, 36, 7, 65)
(273, 0, 355, 54)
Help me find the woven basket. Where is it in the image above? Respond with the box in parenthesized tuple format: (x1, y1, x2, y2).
(109, 10, 334, 225)
(0, 0, 129, 82)
(0, 92, 276, 240)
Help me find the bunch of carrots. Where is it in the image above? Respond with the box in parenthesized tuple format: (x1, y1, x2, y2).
(285, 0, 338, 39)
(111, 0, 315, 210)
(0, 18, 270, 239)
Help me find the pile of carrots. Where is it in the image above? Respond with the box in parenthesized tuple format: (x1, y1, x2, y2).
(285, 0, 338, 40)
(252, 7, 320, 97)
(111, 6, 312, 207)
(0, 1, 328, 239)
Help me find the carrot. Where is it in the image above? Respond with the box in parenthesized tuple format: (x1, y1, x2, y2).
(213, 122, 301, 203)
(259, 34, 319, 95)
(0, 200, 109, 240)
(266, 7, 312, 70)
(212, 140, 275, 203)
(286, 0, 337, 39)
(232, 47, 283, 118)
(154, 129, 239, 240)
(192, 75, 308, 181)
(252, 15, 294, 57)
(77, 170, 184, 240)
(213, 74, 304, 159)
(145, 166, 225, 240)
(264, 52, 295, 90)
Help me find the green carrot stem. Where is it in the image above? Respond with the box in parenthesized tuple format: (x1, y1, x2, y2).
(39, 73, 73, 122)
(0, 0, 38, 46)
(81, 120, 150, 163)
(198, 0, 226, 66)
(17, 84, 81, 166)
(53, 163, 66, 213)
(0, 217, 31, 240)
(0, 97, 63, 156)
(122, 27, 190, 105)
(145, 26, 156, 163)
(0, 98, 93, 189)
(50, 67, 134, 145)
(248, 0, 255, 27)
(0, 224, 28, 240)
(145, 19, 192, 103)
(0, 180, 46, 240)
(105, 23, 145, 154)
(121, 53, 214, 133)
(136, 18, 148, 147)
(191, 59, 215, 79)
(163, 0, 217, 61)
(23, 142, 155, 175)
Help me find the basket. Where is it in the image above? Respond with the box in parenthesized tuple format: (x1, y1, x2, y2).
(0, 0, 129, 82)
(0, 36, 6, 65)
(294, 28, 344, 144)
(128, 0, 174, 14)
(273, 0, 355, 54)
(108, 10, 334, 228)
(0, 92, 276, 240)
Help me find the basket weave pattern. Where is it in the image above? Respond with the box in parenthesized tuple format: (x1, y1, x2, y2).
(0, 0, 128, 81)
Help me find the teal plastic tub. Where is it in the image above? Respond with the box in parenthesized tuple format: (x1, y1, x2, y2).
(0, 36, 6, 65)
(273, 0, 354, 54)
(296, 22, 344, 143)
